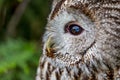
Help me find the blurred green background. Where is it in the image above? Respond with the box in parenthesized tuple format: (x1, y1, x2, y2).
(0, 0, 51, 80)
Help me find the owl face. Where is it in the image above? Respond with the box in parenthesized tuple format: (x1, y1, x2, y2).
(43, 8, 97, 66)
(42, 0, 120, 68)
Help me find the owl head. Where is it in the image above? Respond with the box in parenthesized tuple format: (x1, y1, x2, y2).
(42, 0, 120, 68)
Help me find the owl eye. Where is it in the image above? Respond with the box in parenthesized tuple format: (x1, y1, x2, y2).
(65, 22, 84, 35)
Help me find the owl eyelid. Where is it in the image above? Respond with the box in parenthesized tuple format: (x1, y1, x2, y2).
(66, 21, 80, 26)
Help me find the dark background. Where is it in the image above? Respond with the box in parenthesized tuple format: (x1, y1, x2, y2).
(0, 0, 51, 79)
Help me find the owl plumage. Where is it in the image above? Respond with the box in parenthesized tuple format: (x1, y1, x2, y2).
(36, 0, 120, 80)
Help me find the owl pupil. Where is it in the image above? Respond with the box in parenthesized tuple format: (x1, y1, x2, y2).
(71, 25, 80, 32)
(69, 24, 83, 35)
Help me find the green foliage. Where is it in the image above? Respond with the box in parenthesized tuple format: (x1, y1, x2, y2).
(0, 39, 42, 80)
(0, 0, 50, 79)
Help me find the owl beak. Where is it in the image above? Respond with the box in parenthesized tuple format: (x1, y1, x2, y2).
(45, 36, 55, 58)
(46, 36, 52, 53)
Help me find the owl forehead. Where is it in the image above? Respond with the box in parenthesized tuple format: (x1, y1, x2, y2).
(49, 0, 98, 21)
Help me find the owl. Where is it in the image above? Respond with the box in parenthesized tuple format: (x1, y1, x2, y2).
(36, 0, 120, 80)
